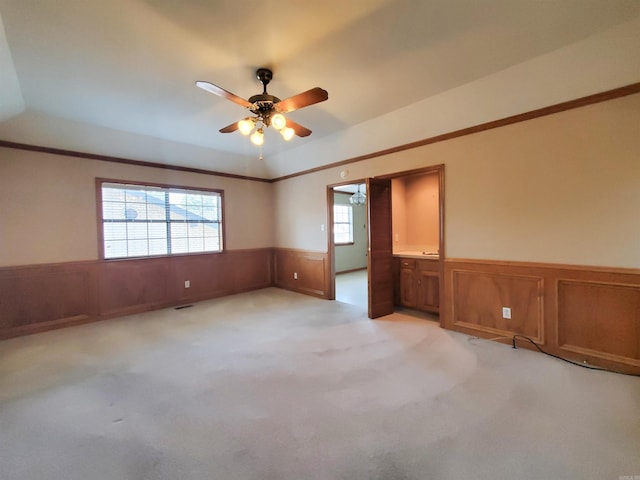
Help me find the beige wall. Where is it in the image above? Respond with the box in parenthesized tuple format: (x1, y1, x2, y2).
(391, 178, 406, 251)
(273, 93, 640, 269)
(0, 149, 274, 267)
(392, 173, 439, 252)
(2, 94, 639, 270)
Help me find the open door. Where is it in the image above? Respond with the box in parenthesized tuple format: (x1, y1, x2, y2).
(367, 178, 394, 318)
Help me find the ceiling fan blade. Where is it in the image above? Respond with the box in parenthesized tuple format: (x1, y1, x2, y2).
(286, 118, 312, 137)
(276, 87, 328, 113)
(195, 81, 252, 108)
(219, 121, 239, 133)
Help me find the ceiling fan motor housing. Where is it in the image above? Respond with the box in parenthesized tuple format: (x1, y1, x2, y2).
(247, 95, 281, 126)
(256, 68, 273, 88)
(250, 69, 281, 124)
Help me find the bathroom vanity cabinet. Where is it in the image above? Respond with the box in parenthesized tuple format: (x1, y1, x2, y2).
(394, 256, 439, 313)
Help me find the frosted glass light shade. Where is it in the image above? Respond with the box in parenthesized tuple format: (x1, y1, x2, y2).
(281, 127, 295, 141)
(271, 113, 286, 130)
(250, 128, 264, 146)
(238, 118, 254, 135)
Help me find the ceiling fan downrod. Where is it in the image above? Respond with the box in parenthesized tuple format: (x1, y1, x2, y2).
(256, 68, 273, 93)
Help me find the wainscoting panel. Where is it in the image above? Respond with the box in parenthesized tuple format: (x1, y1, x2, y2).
(228, 249, 273, 293)
(273, 248, 328, 298)
(0, 262, 97, 336)
(451, 270, 543, 341)
(0, 248, 274, 339)
(172, 250, 272, 304)
(558, 280, 640, 366)
(274, 250, 297, 289)
(98, 257, 172, 317)
(173, 254, 229, 304)
(444, 259, 640, 373)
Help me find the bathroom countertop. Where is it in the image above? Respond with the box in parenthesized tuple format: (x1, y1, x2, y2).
(393, 251, 439, 260)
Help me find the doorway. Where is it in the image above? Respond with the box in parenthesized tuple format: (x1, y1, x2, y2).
(329, 182, 368, 309)
(327, 165, 444, 321)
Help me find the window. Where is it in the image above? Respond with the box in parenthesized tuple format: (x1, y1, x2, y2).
(99, 180, 223, 259)
(333, 204, 354, 245)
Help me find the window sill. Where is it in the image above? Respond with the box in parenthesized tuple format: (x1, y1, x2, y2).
(102, 250, 224, 261)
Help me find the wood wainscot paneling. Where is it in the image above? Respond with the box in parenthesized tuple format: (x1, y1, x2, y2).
(444, 259, 640, 374)
(100, 250, 274, 316)
(0, 261, 98, 337)
(173, 253, 231, 304)
(273, 248, 328, 298)
(0, 249, 274, 339)
(174, 249, 272, 303)
(227, 249, 273, 292)
(451, 270, 543, 341)
(558, 280, 640, 367)
(98, 256, 172, 317)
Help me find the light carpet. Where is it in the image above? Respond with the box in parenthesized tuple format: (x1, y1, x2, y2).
(1, 287, 639, 479)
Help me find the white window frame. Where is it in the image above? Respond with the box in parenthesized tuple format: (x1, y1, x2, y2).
(98, 179, 224, 260)
(333, 204, 354, 245)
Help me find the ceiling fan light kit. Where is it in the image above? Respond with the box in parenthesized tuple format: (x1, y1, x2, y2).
(250, 128, 264, 146)
(196, 68, 328, 150)
(270, 113, 287, 130)
(238, 118, 255, 135)
(281, 126, 295, 141)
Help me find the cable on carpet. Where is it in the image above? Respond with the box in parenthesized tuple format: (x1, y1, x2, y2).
(510, 334, 640, 377)
(467, 335, 512, 345)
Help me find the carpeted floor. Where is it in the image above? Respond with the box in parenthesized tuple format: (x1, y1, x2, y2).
(1, 287, 639, 480)
(335, 269, 368, 309)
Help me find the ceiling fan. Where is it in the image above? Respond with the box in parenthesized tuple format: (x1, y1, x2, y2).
(196, 68, 328, 146)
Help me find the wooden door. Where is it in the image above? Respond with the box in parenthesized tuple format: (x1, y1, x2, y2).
(367, 178, 394, 318)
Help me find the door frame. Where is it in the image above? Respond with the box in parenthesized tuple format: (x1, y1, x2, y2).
(326, 164, 445, 322)
(326, 179, 367, 301)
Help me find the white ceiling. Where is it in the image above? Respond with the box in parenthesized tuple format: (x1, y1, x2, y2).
(0, 0, 639, 179)
(334, 184, 365, 194)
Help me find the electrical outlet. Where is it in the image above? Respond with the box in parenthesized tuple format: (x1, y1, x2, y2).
(184, 280, 190, 288)
(502, 307, 511, 319)
(293, 272, 298, 280)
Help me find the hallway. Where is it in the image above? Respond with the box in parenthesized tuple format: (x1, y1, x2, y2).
(335, 269, 367, 310)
